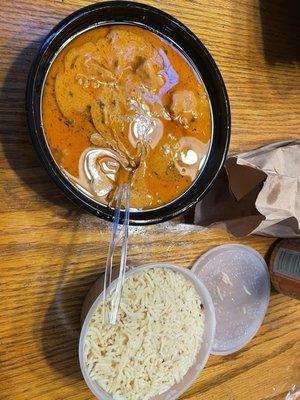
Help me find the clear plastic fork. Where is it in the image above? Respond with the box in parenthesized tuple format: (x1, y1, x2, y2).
(103, 182, 131, 326)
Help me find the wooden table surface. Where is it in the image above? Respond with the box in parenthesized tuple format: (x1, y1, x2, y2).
(1, 1, 299, 399)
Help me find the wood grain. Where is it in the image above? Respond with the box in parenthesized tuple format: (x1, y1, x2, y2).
(0, 1, 299, 399)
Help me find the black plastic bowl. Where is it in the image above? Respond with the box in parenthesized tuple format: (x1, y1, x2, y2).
(26, 1, 230, 225)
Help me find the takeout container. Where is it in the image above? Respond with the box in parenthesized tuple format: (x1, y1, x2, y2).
(79, 263, 216, 400)
(79, 246, 270, 399)
(26, 1, 230, 224)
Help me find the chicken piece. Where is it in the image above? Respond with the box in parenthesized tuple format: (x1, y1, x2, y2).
(130, 158, 154, 209)
(65, 41, 115, 83)
(64, 42, 99, 70)
(174, 136, 209, 180)
(170, 90, 199, 127)
(146, 130, 182, 181)
(90, 100, 116, 149)
(55, 70, 93, 118)
(56, 40, 118, 118)
(136, 58, 165, 93)
(56, 42, 103, 118)
(91, 87, 136, 162)
(106, 29, 164, 89)
(96, 37, 115, 71)
(107, 29, 157, 68)
(89, 132, 108, 147)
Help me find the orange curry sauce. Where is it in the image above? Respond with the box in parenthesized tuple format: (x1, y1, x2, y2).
(42, 25, 211, 209)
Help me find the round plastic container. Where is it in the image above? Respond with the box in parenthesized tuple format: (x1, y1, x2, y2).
(192, 244, 270, 355)
(79, 263, 216, 400)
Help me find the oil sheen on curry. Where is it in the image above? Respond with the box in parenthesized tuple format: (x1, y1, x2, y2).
(42, 25, 211, 209)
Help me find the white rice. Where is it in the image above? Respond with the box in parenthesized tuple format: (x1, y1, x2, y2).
(84, 268, 205, 400)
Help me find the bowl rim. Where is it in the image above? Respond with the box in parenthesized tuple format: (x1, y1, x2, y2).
(26, 1, 231, 225)
(78, 262, 216, 400)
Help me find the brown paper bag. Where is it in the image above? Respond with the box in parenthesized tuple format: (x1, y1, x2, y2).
(194, 141, 300, 237)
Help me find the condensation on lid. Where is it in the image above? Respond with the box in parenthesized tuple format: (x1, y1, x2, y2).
(192, 244, 270, 355)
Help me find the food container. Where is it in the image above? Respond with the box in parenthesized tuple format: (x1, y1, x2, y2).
(79, 263, 216, 400)
(26, 1, 230, 224)
(269, 239, 300, 299)
(192, 244, 271, 355)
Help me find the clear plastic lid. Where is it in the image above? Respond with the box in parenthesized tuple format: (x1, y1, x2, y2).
(192, 244, 270, 355)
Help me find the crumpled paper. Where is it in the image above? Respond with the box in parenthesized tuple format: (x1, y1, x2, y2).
(194, 140, 300, 237)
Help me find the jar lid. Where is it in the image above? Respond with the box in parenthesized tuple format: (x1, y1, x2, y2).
(192, 244, 270, 355)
